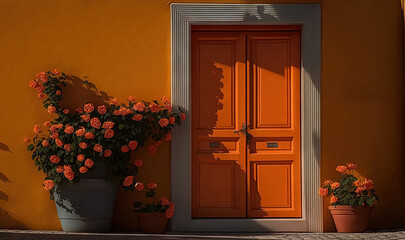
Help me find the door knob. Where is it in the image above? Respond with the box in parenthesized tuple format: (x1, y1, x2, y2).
(234, 123, 252, 144)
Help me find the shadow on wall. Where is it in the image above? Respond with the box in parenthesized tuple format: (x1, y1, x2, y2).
(0, 142, 28, 229)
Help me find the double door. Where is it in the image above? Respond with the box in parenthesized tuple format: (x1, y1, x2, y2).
(191, 28, 301, 218)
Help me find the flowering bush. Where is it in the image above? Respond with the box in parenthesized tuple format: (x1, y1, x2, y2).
(132, 182, 175, 218)
(24, 70, 185, 198)
(319, 163, 379, 207)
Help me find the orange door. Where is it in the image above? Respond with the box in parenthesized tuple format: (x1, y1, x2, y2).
(191, 32, 247, 218)
(247, 32, 301, 217)
(192, 29, 301, 218)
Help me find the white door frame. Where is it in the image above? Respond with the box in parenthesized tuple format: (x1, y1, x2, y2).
(170, 3, 322, 232)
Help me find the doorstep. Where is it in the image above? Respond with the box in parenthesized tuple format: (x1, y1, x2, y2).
(1, 229, 405, 240)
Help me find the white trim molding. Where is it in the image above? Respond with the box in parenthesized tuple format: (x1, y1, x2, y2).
(170, 3, 322, 232)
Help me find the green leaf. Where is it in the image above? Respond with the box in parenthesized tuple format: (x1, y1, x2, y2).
(133, 201, 142, 209)
(27, 144, 34, 151)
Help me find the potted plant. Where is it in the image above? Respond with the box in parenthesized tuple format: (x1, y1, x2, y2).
(23, 69, 185, 232)
(133, 183, 174, 233)
(319, 163, 379, 233)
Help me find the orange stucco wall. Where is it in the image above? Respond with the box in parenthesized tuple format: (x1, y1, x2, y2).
(0, 0, 403, 232)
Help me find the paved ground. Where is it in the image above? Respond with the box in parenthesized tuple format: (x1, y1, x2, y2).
(1, 230, 405, 240)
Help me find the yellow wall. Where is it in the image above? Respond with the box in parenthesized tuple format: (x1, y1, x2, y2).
(0, 0, 403, 232)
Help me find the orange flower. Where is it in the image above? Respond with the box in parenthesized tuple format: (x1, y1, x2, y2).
(50, 124, 58, 132)
(56, 166, 64, 173)
(75, 127, 85, 137)
(75, 108, 83, 113)
(47, 105, 56, 114)
(162, 96, 171, 105)
(56, 90, 62, 95)
(169, 117, 175, 125)
(148, 182, 157, 189)
(158, 118, 169, 128)
(347, 163, 356, 170)
(50, 155, 60, 164)
(63, 166, 74, 180)
(42, 140, 50, 147)
(55, 138, 63, 147)
(29, 80, 37, 88)
(97, 105, 107, 115)
(63, 144, 71, 152)
(81, 114, 90, 122)
(160, 196, 169, 205)
(23, 136, 30, 143)
(102, 121, 115, 129)
(33, 125, 40, 134)
(165, 208, 174, 218)
(155, 140, 162, 146)
(180, 113, 186, 121)
(103, 149, 112, 157)
(93, 144, 103, 153)
(132, 114, 143, 121)
(134, 159, 143, 167)
(57, 124, 63, 128)
(331, 182, 340, 190)
(85, 132, 95, 139)
(121, 145, 129, 153)
(133, 102, 145, 112)
(164, 104, 173, 112)
(318, 187, 328, 197)
(85, 159, 94, 168)
(363, 179, 374, 190)
(149, 103, 160, 113)
(118, 107, 129, 116)
(324, 180, 333, 185)
(83, 103, 94, 113)
(336, 165, 347, 173)
(135, 182, 144, 191)
(128, 141, 138, 150)
(104, 129, 114, 139)
(90, 117, 101, 129)
(37, 92, 45, 99)
(148, 144, 157, 155)
(355, 186, 366, 194)
(79, 166, 88, 174)
(64, 125, 74, 134)
(52, 68, 60, 75)
(50, 131, 59, 139)
(354, 179, 362, 187)
(330, 195, 338, 204)
(77, 154, 85, 162)
(165, 133, 172, 142)
(127, 96, 136, 102)
(123, 176, 134, 187)
(44, 180, 55, 191)
(62, 109, 69, 114)
(43, 121, 51, 127)
(79, 142, 88, 149)
(111, 98, 119, 105)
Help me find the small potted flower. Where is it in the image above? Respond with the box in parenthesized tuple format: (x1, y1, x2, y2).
(319, 163, 379, 232)
(133, 182, 175, 233)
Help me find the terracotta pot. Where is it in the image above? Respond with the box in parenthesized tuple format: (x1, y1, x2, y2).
(138, 212, 168, 233)
(329, 205, 373, 233)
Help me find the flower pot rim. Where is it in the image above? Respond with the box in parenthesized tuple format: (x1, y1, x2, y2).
(328, 205, 374, 210)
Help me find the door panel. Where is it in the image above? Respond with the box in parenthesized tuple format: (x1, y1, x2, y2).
(247, 32, 301, 218)
(192, 32, 247, 218)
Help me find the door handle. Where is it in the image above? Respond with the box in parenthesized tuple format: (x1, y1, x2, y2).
(234, 123, 252, 144)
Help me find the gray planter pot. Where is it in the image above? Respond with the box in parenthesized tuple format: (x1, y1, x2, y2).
(54, 179, 118, 232)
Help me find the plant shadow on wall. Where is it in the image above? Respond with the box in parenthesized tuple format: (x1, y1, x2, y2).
(0, 142, 28, 228)
(194, 62, 267, 218)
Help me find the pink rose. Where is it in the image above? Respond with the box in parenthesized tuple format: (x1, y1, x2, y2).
(149, 103, 160, 113)
(127, 96, 136, 102)
(148, 182, 157, 189)
(63, 109, 69, 114)
(102, 121, 114, 129)
(79, 142, 87, 149)
(29, 80, 37, 88)
(43, 121, 51, 127)
(47, 106, 56, 114)
(56, 90, 62, 95)
(63, 144, 71, 151)
(104, 129, 114, 139)
(52, 68, 60, 75)
(23, 136, 30, 143)
(111, 98, 119, 105)
(121, 145, 129, 153)
(180, 113, 186, 121)
(37, 92, 45, 99)
(75, 108, 83, 113)
(79, 166, 88, 174)
(77, 154, 85, 162)
(123, 176, 134, 187)
(33, 125, 40, 134)
(85, 159, 94, 168)
(134, 159, 143, 167)
(50, 155, 60, 164)
(158, 118, 169, 128)
(160, 196, 169, 205)
(165, 133, 172, 142)
(103, 149, 112, 157)
(42, 140, 50, 147)
(135, 182, 144, 191)
(55, 138, 63, 147)
(81, 114, 90, 122)
(85, 132, 95, 139)
(75, 127, 85, 136)
(64, 125, 74, 134)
